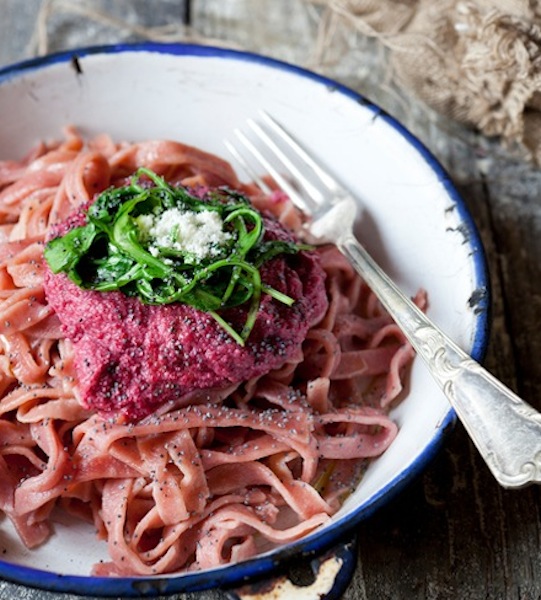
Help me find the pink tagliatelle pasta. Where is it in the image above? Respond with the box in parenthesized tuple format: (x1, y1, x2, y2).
(0, 128, 426, 576)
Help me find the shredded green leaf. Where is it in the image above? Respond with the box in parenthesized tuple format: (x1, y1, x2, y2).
(44, 168, 308, 345)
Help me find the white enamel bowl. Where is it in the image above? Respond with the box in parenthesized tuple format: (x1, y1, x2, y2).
(0, 44, 489, 597)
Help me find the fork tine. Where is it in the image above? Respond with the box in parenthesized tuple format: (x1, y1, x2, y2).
(231, 128, 309, 212)
(223, 139, 272, 195)
(258, 110, 340, 193)
(246, 118, 326, 208)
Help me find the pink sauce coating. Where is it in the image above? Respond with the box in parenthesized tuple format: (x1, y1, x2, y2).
(44, 210, 328, 422)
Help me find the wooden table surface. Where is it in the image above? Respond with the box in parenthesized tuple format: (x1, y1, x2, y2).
(1, 1, 541, 599)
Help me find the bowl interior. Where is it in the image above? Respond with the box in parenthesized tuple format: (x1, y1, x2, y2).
(0, 44, 489, 591)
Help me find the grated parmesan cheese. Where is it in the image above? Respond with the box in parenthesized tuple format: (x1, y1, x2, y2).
(138, 208, 232, 262)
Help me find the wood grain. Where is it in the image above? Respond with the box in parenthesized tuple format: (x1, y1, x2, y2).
(1, 1, 541, 598)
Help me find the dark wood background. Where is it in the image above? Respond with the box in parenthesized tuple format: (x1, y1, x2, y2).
(1, 1, 541, 599)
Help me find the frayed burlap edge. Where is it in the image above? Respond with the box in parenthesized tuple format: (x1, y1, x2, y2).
(307, 0, 541, 164)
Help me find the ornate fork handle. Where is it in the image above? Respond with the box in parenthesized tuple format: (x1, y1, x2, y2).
(339, 232, 541, 489)
(229, 114, 541, 489)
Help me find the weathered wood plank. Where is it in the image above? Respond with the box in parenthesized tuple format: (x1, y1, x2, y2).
(0, 0, 42, 63)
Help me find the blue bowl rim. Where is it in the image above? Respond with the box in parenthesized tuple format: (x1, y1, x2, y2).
(0, 41, 490, 597)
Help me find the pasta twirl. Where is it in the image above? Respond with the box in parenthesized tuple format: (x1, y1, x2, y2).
(0, 130, 426, 576)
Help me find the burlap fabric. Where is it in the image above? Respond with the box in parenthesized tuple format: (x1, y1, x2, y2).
(309, 0, 541, 163)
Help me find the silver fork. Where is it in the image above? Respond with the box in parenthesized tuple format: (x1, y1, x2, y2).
(225, 110, 541, 489)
